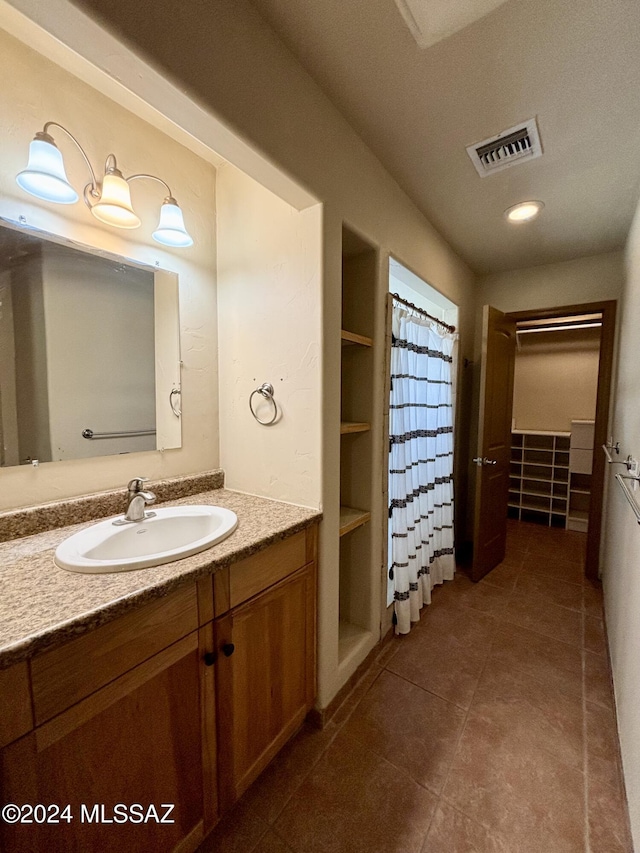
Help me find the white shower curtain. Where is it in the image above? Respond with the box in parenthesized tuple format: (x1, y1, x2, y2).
(388, 303, 457, 634)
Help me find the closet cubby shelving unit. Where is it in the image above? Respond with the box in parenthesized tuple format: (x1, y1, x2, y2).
(339, 226, 376, 665)
(508, 430, 571, 527)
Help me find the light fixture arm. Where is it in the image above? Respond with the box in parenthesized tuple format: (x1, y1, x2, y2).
(126, 172, 175, 202)
(41, 121, 100, 197)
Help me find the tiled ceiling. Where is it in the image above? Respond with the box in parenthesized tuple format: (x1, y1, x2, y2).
(248, 0, 640, 273)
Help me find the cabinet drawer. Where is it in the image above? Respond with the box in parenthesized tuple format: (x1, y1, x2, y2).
(229, 531, 307, 609)
(31, 583, 198, 724)
(570, 421, 595, 450)
(570, 448, 593, 475)
(0, 662, 33, 747)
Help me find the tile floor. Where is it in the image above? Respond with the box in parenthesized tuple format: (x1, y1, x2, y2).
(199, 520, 633, 853)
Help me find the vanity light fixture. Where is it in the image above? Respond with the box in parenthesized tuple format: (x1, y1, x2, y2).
(16, 122, 193, 247)
(504, 200, 544, 223)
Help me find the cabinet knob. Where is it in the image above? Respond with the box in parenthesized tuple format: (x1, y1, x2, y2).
(222, 643, 235, 657)
(203, 652, 216, 666)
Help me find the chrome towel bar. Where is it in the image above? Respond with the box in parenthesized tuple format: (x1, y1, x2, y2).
(615, 473, 640, 525)
(82, 427, 156, 440)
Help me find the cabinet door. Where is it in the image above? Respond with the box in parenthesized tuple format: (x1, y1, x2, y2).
(215, 563, 316, 810)
(0, 635, 204, 853)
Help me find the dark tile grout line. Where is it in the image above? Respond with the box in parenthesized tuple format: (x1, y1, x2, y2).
(253, 662, 390, 852)
(598, 614, 635, 850)
(582, 606, 593, 853)
(377, 574, 589, 843)
(233, 524, 610, 853)
(426, 595, 505, 846)
(417, 541, 605, 849)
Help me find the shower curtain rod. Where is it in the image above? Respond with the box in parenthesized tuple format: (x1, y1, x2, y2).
(391, 292, 456, 333)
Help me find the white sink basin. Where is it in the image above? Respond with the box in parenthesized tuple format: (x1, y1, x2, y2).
(55, 505, 238, 574)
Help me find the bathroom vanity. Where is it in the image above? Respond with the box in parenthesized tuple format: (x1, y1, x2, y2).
(0, 476, 320, 852)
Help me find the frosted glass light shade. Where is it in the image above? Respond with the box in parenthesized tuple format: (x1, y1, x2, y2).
(152, 200, 193, 247)
(16, 138, 78, 204)
(91, 172, 141, 229)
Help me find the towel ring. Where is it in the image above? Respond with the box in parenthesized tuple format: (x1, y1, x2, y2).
(250, 382, 278, 426)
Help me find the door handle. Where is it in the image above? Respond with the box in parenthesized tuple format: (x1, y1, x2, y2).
(473, 457, 498, 466)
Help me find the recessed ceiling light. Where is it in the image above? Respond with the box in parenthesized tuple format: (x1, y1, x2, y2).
(504, 200, 544, 223)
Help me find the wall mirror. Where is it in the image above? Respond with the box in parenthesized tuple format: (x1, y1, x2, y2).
(0, 218, 181, 467)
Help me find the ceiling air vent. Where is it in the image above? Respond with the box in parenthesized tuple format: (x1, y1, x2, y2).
(466, 118, 543, 177)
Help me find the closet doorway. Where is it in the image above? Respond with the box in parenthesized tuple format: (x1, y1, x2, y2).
(473, 301, 616, 582)
(509, 313, 602, 533)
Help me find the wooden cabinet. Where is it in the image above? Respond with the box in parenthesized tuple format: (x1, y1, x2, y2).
(0, 662, 32, 748)
(1, 635, 205, 853)
(0, 523, 317, 852)
(215, 562, 316, 810)
(30, 584, 199, 724)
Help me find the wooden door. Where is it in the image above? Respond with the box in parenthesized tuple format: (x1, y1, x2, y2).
(472, 305, 516, 581)
(0, 635, 204, 853)
(215, 563, 316, 811)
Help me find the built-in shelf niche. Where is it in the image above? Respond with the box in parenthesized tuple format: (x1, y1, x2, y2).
(340, 421, 371, 434)
(339, 505, 372, 537)
(338, 225, 376, 665)
(341, 329, 373, 348)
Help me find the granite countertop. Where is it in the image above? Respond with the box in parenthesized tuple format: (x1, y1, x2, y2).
(0, 488, 321, 669)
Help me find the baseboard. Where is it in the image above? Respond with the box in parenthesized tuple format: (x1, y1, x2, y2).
(309, 625, 394, 729)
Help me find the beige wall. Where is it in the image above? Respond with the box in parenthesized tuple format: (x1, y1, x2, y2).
(216, 164, 322, 508)
(0, 28, 218, 510)
(476, 250, 624, 319)
(512, 329, 600, 432)
(601, 205, 640, 849)
(3, 0, 476, 709)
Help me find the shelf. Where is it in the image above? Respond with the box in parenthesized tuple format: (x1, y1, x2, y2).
(522, 462, 569, 470)
(512, 429, 571, 438)
(339, 506, 371, 537)
(338, 620, 372, 666)
(340, 421, 371, 434)
(511, 430, 574, 527)
(570, 488, 591, 495)
(341, 329, 373, 347)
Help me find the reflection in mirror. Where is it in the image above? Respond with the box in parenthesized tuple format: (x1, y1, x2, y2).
(0, 219, 181, 467)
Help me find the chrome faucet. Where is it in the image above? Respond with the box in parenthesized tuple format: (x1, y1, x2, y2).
(121, 477, 156, 523)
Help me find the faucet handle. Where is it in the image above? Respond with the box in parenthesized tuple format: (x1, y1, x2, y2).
(127, 476, 149, 492)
